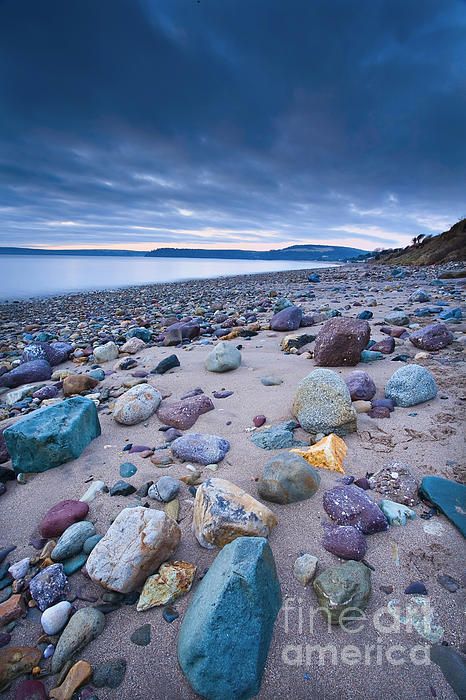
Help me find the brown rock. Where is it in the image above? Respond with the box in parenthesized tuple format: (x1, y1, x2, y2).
(314, 318, 371, 366)
(63, 374, 99, 396)
(49, 660, 92, 700)
(157, 394, 214, 430)
(0, 594, 25, 627)
(0, 646, 41, 687)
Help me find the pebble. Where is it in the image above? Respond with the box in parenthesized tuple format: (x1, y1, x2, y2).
(51, 521, 96, 562)
(119, 462, 137, 477)
(41, 601, 72, 635)
(92, 658, 127, 689)
(293, 554, 318, 586)
(130, 623, 152, 646)
(148, 476, 181, 503)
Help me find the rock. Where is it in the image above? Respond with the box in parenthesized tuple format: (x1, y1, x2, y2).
(119, 462, 137, 478)
(92, 658, 127, 689)
(430, 644, 466, 700)
(385, 364, 437, 407)
(0, 360, 52, 389)
(193, 477, 277, 549)
(86, 506, 181, 593)
(41, 601, 72, 635)
(409, 323, 454, 351)
(405, 581, 427, 595)
(291, 433, 347, 474)
(384, 310, 409, 326)
(0, 594, 25, 626)
(178, 537, 281, 700)
(152, 354, 180, 374)
(21, 341, 72, 366)
(280, 332, 315, 352)
(322, 524, 367, 560)
(63, 374, 99, 396)
(130, 623, 151, 646)
(5, 383, 47, 407)
(164, 498, 180, 521)
(368, 406, 391, 418)
(51, 521, 96, 561)
(93, 341, 119, 363)
(171, 433, 230, 465)
(163, 320, 200, 344)
(360, 349, 384, 362)
(126, 327, 153, 342)
(353, 400, 372, 413)
(14, 679, 47, 700)
(79, 480, 106, 503)
(437, 574, 460, 593)
(51, 607, 105, 673)
(314, 317, 370, 366)
(205, 342, 241, 372)
(257, 452, 320, 504)
(345, 370, 376, 401)
(148, 476, 181, 502)
(49, 660, 92, 700)
(251, 420, 304, 450)
(379, 499, 416, 526)
(39, 500, 90, 538)
(323, 484, 389, 534)
(368, 463, 419, 506)
(32, 384, 60, 401)
(292, 369, 357, 436)
(419, 476, 466, 537)
(260, 375, 283, 386)
(112, 383, 161, 425)
(253, 415, 266, 428)
(83, 534, 102, 554)
(120, 337, 146, 354)
(308, 272, 320, 282)
(293, 554, 318, 586)
(8, 558, 30, 580)
(0, 546, 16, 564)
(4, 397, 101, 474)
(137, 561, 196, 611)
(409, 288, 431, 303)
(370, 337, 395, 354)
(313, 560, 371, 623)
(0, 429, 10, 464)
(270, 306, 303, 331)
(109, 480, 137, 497)
(0, 647, 42, 688)
(0, 634, 10, 649)
(157, 394, 214, 430)
(29, 564, 68, 611)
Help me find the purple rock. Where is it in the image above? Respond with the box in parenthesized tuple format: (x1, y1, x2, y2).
(213, 391, 234, 399)
(404, 581, 427, 595)
(0, 632, 11, 648)
(323, 484, 389, 534)
(371, 337, 395, 354)
(380, 326, 409, 339)
(368, 406, 391, 419)
(345, 370, 376, 401)
(21, 341, 72, 366)
(171, 433, 230, 465)
(29, 563, 68, 611)
(314, 318, 371, 367)
(409, 323, 454, 351)
(0, 360, 52, 388)
(371, 398, 395, 412)
(129, 444, 151, 453)
(299, 314, 316, 327)
(157, 394, 214, 430)
(39, 499, 89, 538)
(164, 428, 182, 442)
(14, 679, 47, 700)
(322, 524, 367, 560)
(32, 385, 59, 401)
(354, 477, 371, 490)
(163, 321, 200, 345)
(270, 306, 303, 331)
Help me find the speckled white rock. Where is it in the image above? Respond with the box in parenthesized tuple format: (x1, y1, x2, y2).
(86, 506, 181, 593)
(8, 557, 30, 580)
(93, 341, 119, 363)
(41, 600, 72, 635)
(113, 384, 162, 425)
(120, 337, 146, 354)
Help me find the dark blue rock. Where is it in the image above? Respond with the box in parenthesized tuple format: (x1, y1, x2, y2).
(308, 273, 320, 283)
(178, 537, 282, 700)
(0, 359, 52, 388)
(119, 462, 137, 478)
(419, 476, 466, 537)
(404, 581, 427, 595)
(357, 310, 373, 320)
(151, 354, 180, 374)
(3, 397, 101, 473)
(29, 564, 68, 611)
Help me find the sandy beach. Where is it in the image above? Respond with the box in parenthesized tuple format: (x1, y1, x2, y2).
(0, 263, 465, 700)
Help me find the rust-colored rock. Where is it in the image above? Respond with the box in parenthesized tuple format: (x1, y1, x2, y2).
(137, 561, 196, 611)
(314, 317, 370, 366)
(0, 646, 41, 687)
(291, 433, 347, 474)
(49, 660, 92, 700)
(193, 477, 278, 549)
(63, 374, 99, 396)
(0, 594, 25, 627)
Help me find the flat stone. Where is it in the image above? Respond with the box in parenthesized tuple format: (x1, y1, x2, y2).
(113, 384, 162, 425)
(292, 369, 357, 436)
(137, 561, 196, 611)
(313, 560, 371, 624)
(152, 354, 180, 374)
(171, 433, 230, 465)
(178, 537, 282, 700)
(4, 383, 47, 406)
(130, 623, 151, 646)
(193, 477, 278, 549)
(51, 607, 105, 673)
(323, 484, 389, 534)
(49, 660, 92, 700)
(314, 317, 370, 366)
(86, 506, 181, 593)
(260, 376, 283, 386)
(51, 521, 96, 562)
(251, 420, 304, 450)
(257, 452, 320, 504)
(39, 500, 90, 538)
(29, 564, 68, 611)
(4, 397, 101, 474)
(430, 644, 466, 700)
(157, 394, 214, 430)
(419, 476, 466, 536)
(109, 480, 137, 497)
(385, 364, 437, 407)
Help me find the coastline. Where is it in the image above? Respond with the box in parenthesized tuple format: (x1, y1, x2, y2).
(0, 261, 465, 700)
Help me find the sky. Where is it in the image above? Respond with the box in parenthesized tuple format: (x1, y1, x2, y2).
(0, 0, 465, 252)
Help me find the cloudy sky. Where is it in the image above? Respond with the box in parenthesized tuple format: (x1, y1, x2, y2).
(0, 0, 465, 251)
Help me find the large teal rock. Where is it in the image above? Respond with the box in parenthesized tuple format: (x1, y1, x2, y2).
(420, 476, 466, 537)
(177, 537, 282, 700)
(3, 397, 101, 474)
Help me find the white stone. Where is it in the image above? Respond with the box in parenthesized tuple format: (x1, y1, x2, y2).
(86, 506, 181, 593)
(113, 383, 161, 425)
(5, 384, 46, 406)
(8, 557, 30, 580)
(93, 341, 119, 363)
(41, 601, 72, 635)
(79, 480, 106, 503)
(120, 337, 146, 354)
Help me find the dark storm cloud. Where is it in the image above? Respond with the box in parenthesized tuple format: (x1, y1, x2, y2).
(0, 0, 465, 249)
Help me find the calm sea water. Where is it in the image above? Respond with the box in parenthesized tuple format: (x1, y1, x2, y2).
(0, 255, 336, 301)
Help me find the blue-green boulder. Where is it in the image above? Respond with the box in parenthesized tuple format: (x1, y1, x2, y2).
(3, 397, 101, 474)
(385, 364, 437, 407)
(420, 477, 466, 537)
(178, 537, 282, 700)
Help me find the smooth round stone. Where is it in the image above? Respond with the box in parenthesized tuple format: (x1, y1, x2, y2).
(322, 524, 367, 560)
(257, 452, 320, 504)
(41, 601, 72, 635)
(345, 370, 376, 401)
(39, 500, 89, 538)
(253, 415, 266, 427)
(51, 607, 105, 673)
(119, 462, 137, 478)
(83, 534, 103, 554)
(113, 384, 161, 426)
(205, 342, 241, 372)
(51, 521, 96, 562)
(88, 368, 106, 381)
(62, 553, 88, 575)
(148, 476, 181, 503)
(171, 433, 230, 465)
(385, 364, 437, 407)
(260, 376, 283, 386)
